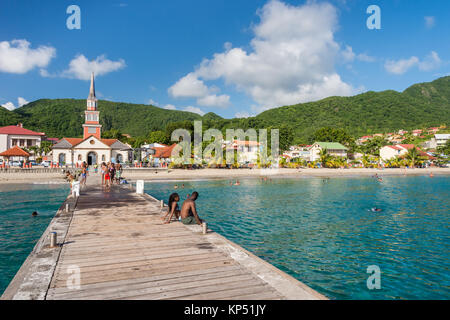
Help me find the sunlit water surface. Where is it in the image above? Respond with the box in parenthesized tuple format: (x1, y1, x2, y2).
(145, 175, 450, 300)
(0, 184, 69, 294)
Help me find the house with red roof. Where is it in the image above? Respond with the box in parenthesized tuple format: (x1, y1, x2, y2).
(0, 123, 45, 159)
(51, 73, 131, 166)
(380, 144, 434, 161)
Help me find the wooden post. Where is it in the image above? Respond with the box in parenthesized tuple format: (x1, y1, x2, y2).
(50, 232, 57, 248)
(202, 222, 207, 235)
(160, 200, 164, 208)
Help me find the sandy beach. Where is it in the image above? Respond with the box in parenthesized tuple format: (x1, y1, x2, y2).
(0, 167, 449, 185)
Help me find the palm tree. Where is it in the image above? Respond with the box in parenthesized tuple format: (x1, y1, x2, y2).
(405, 147, 419, 168)
(319, 148, 330, 168)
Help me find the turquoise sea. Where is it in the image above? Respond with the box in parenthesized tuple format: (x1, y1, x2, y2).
(145, 175, 450, 300)
(0, 184, 69, 295)
(0, 176, 448, 299)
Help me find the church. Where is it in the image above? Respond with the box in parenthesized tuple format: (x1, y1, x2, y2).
(52, 73, 131, 166)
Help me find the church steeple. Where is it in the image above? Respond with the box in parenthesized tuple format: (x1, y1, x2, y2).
(88, 72, 96, 100)
(87, 72, 98, 111)
(83, 72, 102, 139)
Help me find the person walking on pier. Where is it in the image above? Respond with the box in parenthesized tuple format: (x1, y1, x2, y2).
(101, 162, 107, 186)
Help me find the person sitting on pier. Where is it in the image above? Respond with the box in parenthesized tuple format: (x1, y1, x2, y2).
(163, 193, 181, 224)
(180, 192, 203, 225)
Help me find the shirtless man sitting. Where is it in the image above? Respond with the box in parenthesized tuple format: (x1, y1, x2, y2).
(180, 192, 203, 225)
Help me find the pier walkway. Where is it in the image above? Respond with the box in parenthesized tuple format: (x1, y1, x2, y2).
(2, 176, 326, 300)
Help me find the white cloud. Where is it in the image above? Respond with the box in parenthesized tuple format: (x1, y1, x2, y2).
(235, 111, 252, 118)
(169, 0, 356, 112)
(1, 102, 16, 111)
(385, 56, 419, 75)
(148, 99, 159, 106)
(163, 104, 177, 110)
(197, 94, 230, 108)
(419, 51, 441, 71)
(168, 73, 209, 98)
(42, 54, 125, 80)
(424, 16, 435, 29)
(18, 97, 29, 107)
(1, 97, 29, 111)
(182, 106, 205, 116)
(385, 51, 441, 75)
(0, 39, 56, 74)
(357, 53, 376, 63)
(341, 46, 375, 63)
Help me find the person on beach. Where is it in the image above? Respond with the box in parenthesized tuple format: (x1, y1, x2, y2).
(180, 192, 203, 225)
(108, 162, 116, 183)
(101, 162, 107, 185)
(163, 193, 181, 224)
(115, 163, 122, 184)
(80, 166, 87, 187)
(104, 169, 111, 191)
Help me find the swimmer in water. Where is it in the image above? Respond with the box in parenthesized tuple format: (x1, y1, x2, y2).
(32, 211, 38, 217)
(430, 172, 434, 178)
(174, 184, 178, 189)
(234, 180, 240, 186)
(371, 207, 382, 212)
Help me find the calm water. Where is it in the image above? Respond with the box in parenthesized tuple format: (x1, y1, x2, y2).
(145, 176, 450, 300)
(0, 184, 69, 294)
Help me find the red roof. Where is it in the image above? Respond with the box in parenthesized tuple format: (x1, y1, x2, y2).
(152, 144, 178, 159)
(0, 125, 45, 136)
(63, 138, 84, 146)
(398, 144, 415, 150)
(60, 137, 119, 147)
(101, 139, 118, 146)
(0, 146, 30, 157)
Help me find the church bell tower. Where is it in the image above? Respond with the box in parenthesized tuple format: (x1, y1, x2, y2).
(82, 72, 102, 140)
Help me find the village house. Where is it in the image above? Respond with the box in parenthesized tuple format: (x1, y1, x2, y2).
(309, 142, 348, 162)
(0, 124, 45, 159)
(225, 140, 261, 164)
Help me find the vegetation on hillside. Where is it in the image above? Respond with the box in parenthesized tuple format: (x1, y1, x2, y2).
(0, 76, 449, 147)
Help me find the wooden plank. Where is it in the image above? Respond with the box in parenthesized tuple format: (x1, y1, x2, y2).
(48, 265, 244, 296)
(49, 270, 253, 300)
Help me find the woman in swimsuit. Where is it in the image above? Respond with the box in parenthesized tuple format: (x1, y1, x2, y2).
(163, 193, 180, 223)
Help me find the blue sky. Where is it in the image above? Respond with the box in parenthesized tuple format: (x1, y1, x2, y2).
(0, 0, 449, 118)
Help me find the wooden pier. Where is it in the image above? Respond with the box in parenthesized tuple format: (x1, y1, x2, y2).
(1, 176, 326, 300)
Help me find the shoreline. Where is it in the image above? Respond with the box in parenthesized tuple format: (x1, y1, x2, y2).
(0, 167, 449, 185)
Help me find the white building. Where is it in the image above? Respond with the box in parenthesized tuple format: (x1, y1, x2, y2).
(52, 73, 131, 166)
(380, 144, 415, 161)
(309, 142, 348, 162)
(435, 134, 450, 147)
(225, 140, 261, 163)
(0, 124, 45, 159)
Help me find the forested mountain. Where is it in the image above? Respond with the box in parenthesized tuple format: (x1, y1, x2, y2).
(1, 76, 449, 143)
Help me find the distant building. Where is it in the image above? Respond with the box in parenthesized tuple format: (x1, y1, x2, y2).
(309, 142, 348, 162)
(51, 73, 131, 166)
(0, 124, 45, 160)
(412, 129, 423, 137)
(380, 144, 434, 161)
(435, 134, 450, 147)
(141, 143, 167, 160)
(225, 140, 261, 163)
(148, 143, 178, 166)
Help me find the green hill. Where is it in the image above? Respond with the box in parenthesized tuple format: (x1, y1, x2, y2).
(1, 76, 449, 142)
